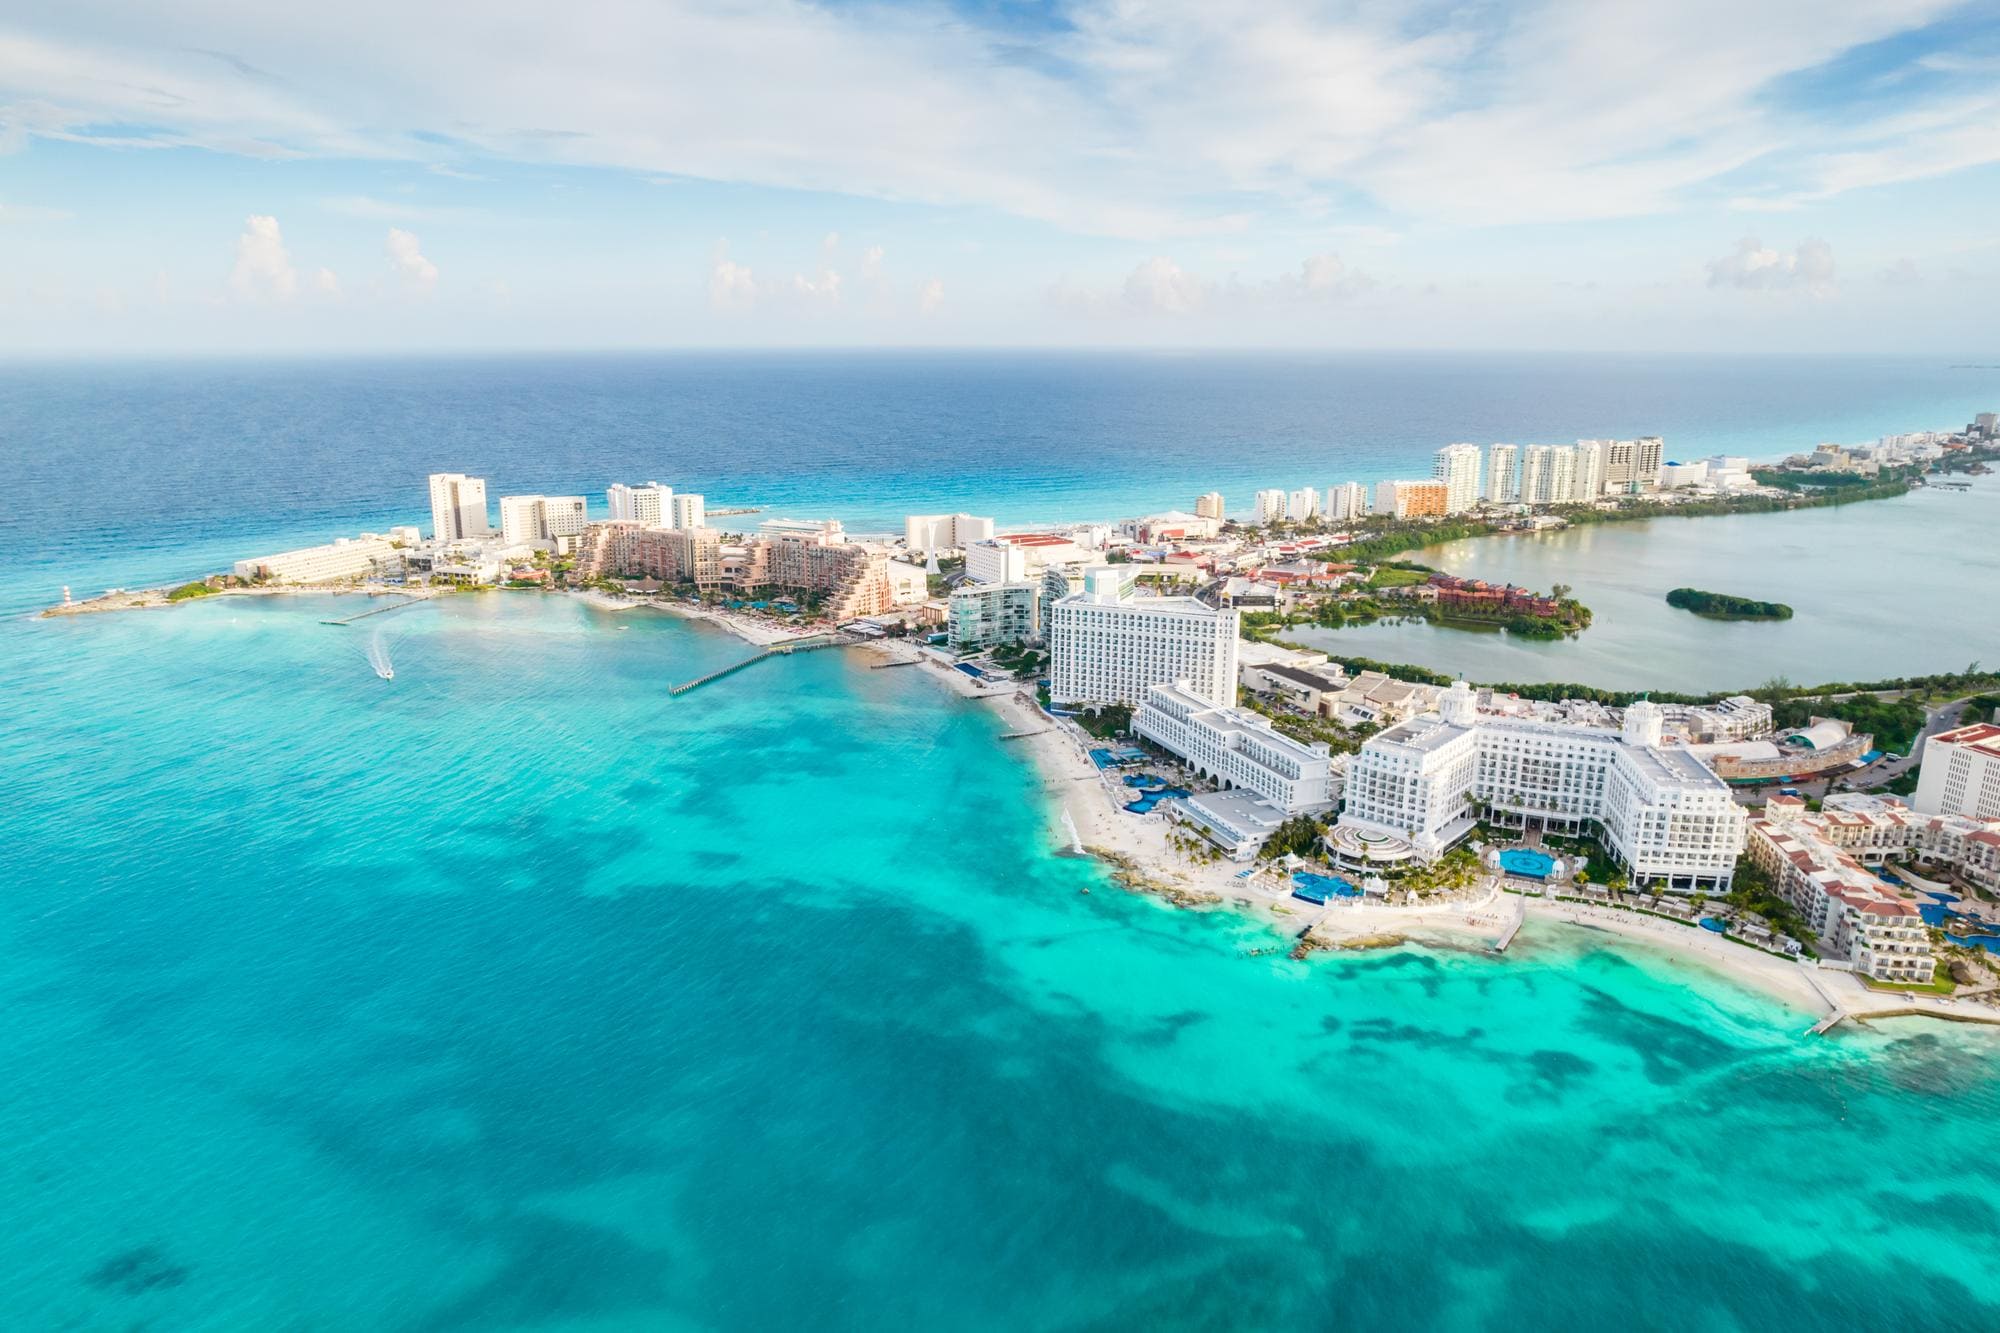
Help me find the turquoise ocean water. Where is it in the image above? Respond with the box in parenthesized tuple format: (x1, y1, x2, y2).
(5, 592, 2000, 1329)
(7, 354, 2000, 1327)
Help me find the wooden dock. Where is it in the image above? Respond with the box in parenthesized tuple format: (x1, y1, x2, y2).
(999, 729, 1048, 741)
(1492, 906, 1524, 953)
(870, 659, 920, 670)
(668, 633, 857, 695)
(321, 595, 428, 626)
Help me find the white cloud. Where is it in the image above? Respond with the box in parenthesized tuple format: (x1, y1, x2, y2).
(228, 214, 297, 301)
(385, 227, 438, 291)
(313, 266, 342, 297)
(708, 239, 757, 312)
(0, 0, 1985, 240)
(1705, 236, 1836, 296)
(918, 277, 944, 316)
(1059, 252, 1377, 318)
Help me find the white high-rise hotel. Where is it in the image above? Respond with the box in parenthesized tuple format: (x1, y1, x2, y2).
(1432, 443, 1484, 514)
(1134, 680, 1338, 814)
(1336, 684, 1746, 891)
(608, 482, 671, 526)
(428, 473, 491, 541)
(1049, 569, 1240, 710)
(499, 495, 589, 545)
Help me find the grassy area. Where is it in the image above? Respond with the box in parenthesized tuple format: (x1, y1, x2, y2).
(1365, 565, 1432, 589)
(1860, 973, 1957, 996)
(166, 581, 218, 602)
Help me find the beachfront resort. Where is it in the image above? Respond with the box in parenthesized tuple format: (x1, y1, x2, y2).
(48, 414, 2000, 1012)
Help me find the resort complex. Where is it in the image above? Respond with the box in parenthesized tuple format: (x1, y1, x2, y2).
(73, 412, 2000, 1001)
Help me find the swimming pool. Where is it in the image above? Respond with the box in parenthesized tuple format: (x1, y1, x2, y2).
(1124, 787, 1189, 814)
(1291, 871, 1362, 904)
(1699, 917, 1727, 933)
(1498, 849, 1557, 880)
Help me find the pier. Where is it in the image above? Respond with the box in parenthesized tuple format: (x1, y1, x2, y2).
(1492, 901, 1525, 953)
(1801, 968, 1850, 1037)
(668, 633, 857, 695)
(321, 594, 429, 626)
(999, 729, 1048, 741)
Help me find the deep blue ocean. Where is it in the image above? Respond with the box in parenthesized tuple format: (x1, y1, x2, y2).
(4, 353, 2000, 1329)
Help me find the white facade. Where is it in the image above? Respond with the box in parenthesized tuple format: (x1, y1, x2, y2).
(965, 535, 1083, 585)
(1326, 482, 1369, 521)
(1915, 723, 2000, 820)
(904, 513, 995, 553)
(1049, 569, 1240, 710)
(1486, 445, 1519, 503)
(1659, 460, 1709, 489)
(1195, 492, 1226, 520)
(608, 482, 670, 526)
(1433, 443, 1484, 513)
(1135, 680, 1337, 814)
(670, 493, 706, 531)
(234, 535, 398, 584)
(1287, 487, 1320, 522)
(428, 473, 491, 541)
(1336, 687, 1745, 889)
(1254, 489, 1288, 524)
(499, 494, 589, 545)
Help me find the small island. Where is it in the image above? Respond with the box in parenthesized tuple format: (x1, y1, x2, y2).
(1665, 587, 1794, 620)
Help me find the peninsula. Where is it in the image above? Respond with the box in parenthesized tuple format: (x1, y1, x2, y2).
(39, 417, 2000, 1032)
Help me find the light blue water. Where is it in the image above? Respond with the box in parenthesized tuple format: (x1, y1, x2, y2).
(7, 355, 2000, 1328)
(1500, 850, 1558, 880)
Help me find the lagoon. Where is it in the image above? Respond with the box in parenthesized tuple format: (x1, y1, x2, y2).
(1294, 473, 2000, 692)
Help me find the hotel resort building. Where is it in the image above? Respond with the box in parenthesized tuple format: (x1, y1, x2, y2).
(233, 535, 402, 584)
(1747, 797, 1938, 984)
(1331, 685, 1746, 890)
(1915, 722, 2000, 821)
(1048, 569, 1240, 710)
(1134, 680, 1340, 815)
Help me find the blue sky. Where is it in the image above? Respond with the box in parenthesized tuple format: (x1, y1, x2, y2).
(4, 0, 1999, 352)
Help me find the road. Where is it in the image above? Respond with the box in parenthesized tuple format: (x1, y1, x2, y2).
(1846, 693, 1985, 790)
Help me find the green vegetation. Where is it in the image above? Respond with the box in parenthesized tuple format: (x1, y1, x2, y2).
(1076, 704, 1132, 739)
(1723, 857, 1814, 954)
(1770, 694, 1926, 752)
(1322, 519, 1498, 565)
(1397, 847, 1482, 897)
(1365, 565, 1433, 590)
(1860, 972, 1957, 996)
(166, 581, 217, 602)
(990, 641, 1047, 676)
(1239, 694, 1365, 754)
(1666, 587, 1793, 620)
(1258, 815, 1328, 862)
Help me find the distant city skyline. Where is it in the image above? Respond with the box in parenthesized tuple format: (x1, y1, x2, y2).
(5, 0, 2000, 353)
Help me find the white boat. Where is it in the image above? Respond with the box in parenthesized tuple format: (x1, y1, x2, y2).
(366, 631, 395, 680)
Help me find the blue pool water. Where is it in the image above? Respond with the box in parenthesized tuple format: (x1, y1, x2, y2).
(1292, 872, 1362, 903)
(1499, 849, 1558, 880)
(1124, 787, 1190, 814)
(1700, 918, 1729, 933)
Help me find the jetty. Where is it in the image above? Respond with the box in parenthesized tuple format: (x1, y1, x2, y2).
(1492, 900, 1525, 953)
(1802, 968, 1850, 1037)
(669, 632, 857, 695)
(321, 594, 428, 626)
(999, 729, 1048, 741)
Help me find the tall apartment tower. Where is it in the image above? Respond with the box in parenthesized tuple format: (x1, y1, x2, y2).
(1571, 439, 1609, 502)
(608, 481, 671, 526)
(1326, 481, 1369, 521)
(1287, 487, 1320, 522)
(1486, 445, 1520, 503)
(1254, 489, 1288, 524)
(670, 493, 706, 531)
(428, 473, 491, 541)
(1432, 443, 1484, 514)
(1195, 492, 1226, 520)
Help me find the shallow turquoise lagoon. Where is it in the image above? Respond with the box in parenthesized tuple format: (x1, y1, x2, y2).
(3, 594, 1999, 1329)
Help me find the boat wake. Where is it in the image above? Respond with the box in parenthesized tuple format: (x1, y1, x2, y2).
(365, 630, 395, 681)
